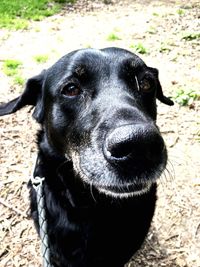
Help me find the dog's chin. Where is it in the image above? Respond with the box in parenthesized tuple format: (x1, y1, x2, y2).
(69, 150, 160, 199)
(96, 182, 153, 199)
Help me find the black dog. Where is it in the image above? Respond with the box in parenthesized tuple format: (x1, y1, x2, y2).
(0, 48, 173, 267)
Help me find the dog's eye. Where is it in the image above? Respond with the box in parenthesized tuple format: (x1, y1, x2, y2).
(61, 83, 81, 97)
(140, 79, 152, 92)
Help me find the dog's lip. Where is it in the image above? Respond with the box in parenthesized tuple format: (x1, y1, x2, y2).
(97, 181, 151, 195)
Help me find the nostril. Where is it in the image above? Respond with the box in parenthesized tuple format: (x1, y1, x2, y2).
(104, 128, 139, 162)
(104, 124, 165, 163)
(106, 138, 134, 159)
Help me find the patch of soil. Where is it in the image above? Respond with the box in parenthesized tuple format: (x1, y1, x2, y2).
(0, 1, 200, 266)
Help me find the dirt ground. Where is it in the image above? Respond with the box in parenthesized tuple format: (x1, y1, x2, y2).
(0, 0, 200, 266)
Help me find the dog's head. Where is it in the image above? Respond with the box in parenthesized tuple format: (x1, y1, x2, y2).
(0, 48, 173, 198)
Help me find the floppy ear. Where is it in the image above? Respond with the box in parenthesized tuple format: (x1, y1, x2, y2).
(150, 67, 174, 106)
(156, 80, 174, 106)
(0, 70, 46, 122)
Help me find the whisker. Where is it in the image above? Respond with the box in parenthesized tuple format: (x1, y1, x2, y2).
(166, 159, 175, 180)
(135, 75, 140, 91)
(90, 182, 97, 203)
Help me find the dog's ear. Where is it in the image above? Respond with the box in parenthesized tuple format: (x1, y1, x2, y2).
(156, 79, 174, 106)
(0, 70, 46, 122)
(150, 68, 174, 106)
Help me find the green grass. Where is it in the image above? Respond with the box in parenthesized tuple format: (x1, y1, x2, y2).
(172, 88, 200, 106)
(84, 44, 92, 48)
(34, 54, 49, 63)
(107, 33, 121, 41)
(130, 43, 148, 55)
(152, 12, 159, 17)
(182, 33, 200, 41)
(3, 59, 22, 76)
(0, 0, 76, 30)
(177, 9, 185, 16)
(147, 26, 157, 34)
(14, 75, 25, 86)
(3, 59, 25, 87)
(159, 43, 171, 53)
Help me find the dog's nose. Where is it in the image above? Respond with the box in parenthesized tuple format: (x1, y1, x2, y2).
(104, 124, 165, 164)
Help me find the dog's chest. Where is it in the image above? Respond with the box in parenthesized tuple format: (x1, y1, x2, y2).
(49, 204, 136, 266)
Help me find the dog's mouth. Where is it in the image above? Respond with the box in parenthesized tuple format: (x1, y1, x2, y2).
(96, 181, 152, 198)
(69, 148, 160, 198)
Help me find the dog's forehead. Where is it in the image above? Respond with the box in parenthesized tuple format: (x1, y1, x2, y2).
(68, 48, 146, 71)
(45, 48, 147, 89)
(51, 48, 145, 73)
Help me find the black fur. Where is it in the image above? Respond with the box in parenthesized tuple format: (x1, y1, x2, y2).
(0, 48, 173, 267)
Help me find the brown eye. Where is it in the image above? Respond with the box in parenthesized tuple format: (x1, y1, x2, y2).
(140, 79, 151, 92)
(61, 83, 81, 97)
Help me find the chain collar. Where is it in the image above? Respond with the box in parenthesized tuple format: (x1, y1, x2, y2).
(31, 156, 53, 267)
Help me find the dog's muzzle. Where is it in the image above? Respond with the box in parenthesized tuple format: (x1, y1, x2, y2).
(71, 123, 166, 198)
